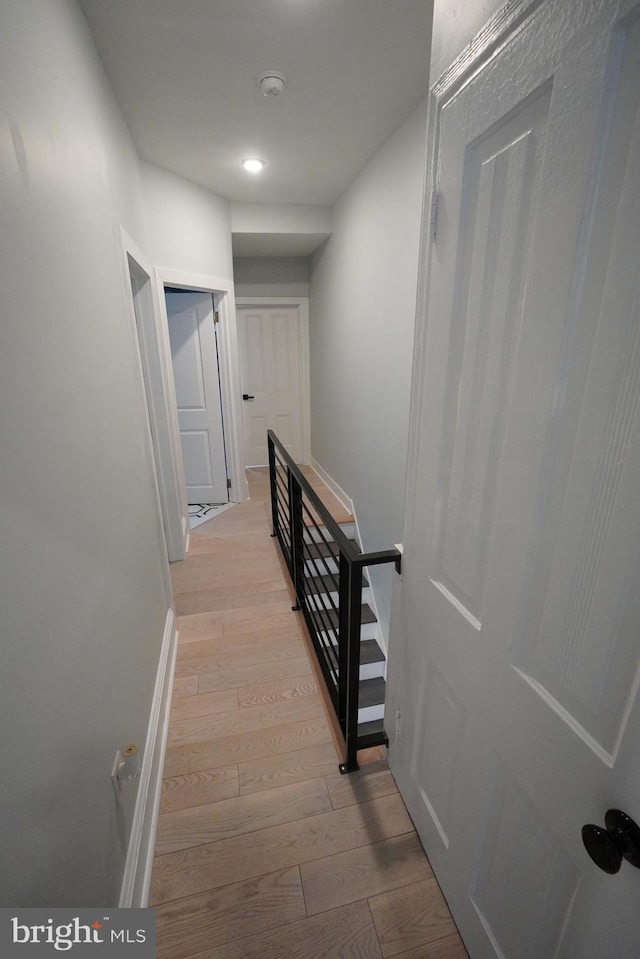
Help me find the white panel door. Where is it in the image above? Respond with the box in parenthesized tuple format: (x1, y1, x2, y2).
(165, 289, 228, 504)
(388, 1, 640, 957)
(237, 305, 302, 465)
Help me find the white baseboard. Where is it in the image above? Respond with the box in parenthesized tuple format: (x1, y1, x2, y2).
(119, 608, 178, 907)
(309, 457, 354, 516)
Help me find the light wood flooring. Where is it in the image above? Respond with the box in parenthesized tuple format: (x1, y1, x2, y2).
(151, 467, 468, 959)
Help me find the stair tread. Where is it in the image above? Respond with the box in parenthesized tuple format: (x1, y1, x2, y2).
(357, 718, 386, 739)
(360, 639, 385, 665)
(303, 517, 355, 530)
(310, 603, 377, 630)
(304, 573, 340, 595)
(304, 538, 359, 559)
(359, 675, 385, 708)
(304, 572, 369, 595)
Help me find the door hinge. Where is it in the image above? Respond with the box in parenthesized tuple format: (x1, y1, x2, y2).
(430, 187, 439, 241)
(213, 311, 219, 325)
(226, 477, 232, 490)
(394, 709, 402, 742)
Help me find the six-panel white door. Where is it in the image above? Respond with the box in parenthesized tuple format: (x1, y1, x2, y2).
(388, 0, 640, 956)
(236, 304, 303, 465)
(165, 289, 229, 504)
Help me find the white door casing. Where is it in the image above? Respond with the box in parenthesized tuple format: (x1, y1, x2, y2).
(119, 229, 187, 564)
(388, 1, 640, 957)
(166, 289, 229, 504)
(236, 299, 309, 466)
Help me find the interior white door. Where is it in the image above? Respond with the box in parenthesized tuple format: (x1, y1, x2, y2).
(165, 289, 228, 504)
(236, 305, 303, 465)
(388, 1, 640, 957)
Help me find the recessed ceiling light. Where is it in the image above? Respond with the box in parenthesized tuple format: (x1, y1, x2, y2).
(242, 157, 265, 173)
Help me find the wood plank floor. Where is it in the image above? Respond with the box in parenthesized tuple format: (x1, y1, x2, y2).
(152, 467, 468, 959)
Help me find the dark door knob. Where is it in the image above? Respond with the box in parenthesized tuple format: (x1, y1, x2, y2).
(242, 394, 255, 401)
(582, 809, 640, 873)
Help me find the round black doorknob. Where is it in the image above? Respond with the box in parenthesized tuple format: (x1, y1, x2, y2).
(582, 809, 640, 873)
(582, 824, 622, 873)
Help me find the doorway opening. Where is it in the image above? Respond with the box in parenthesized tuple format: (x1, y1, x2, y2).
(164, 287, 230, 512)
(156, 267, 248, 515)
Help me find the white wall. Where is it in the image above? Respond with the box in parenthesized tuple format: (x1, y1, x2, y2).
(233, 256, 310, 298)
(141, 162, 248, 504)
(0, 0, 508, 908)
(429, 0, 505, 82)
(308, 99, 429, 642)
(142, 162, 234, 279)
(231, 202, 331, 237)
(0, 0, 171, 906)
(230, 202, 331, 257)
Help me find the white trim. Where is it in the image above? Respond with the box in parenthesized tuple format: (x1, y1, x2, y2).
(431, 0, 544, 97)
(119, 609, 178, 907)
(309, 457, 354, 515)
(235, 296, 311, 464)
(158, 267, 248, 504)
(118, 228, 187, 564)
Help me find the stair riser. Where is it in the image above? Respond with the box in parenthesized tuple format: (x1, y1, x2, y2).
(316, 622, 379, 644)
(358, 703, 384, 725)
(359, 660, 385, 681)
(318, 623, 387, 679)
(356, 621, 379, 643)
(304, 587, 373, 607)
(310, 639, 385, 681)
(313, 649, 384, 682)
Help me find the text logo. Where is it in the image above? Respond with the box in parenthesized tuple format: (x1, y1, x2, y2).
(1, 909, 155, 956)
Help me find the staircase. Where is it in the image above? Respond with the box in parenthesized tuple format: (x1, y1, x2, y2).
(302, 519, 386, 737)
(268, 430, 400, 772)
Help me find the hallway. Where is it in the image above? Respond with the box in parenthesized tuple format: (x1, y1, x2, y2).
(151, 469, 468, 959)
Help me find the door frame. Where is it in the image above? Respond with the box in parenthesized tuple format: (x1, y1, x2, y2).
(157, 268, 248, 504)
(118, 227, 187, 566)
(235, 296, 311, 464)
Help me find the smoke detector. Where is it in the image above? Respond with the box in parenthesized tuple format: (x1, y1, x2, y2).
(258, 70, 286, 96)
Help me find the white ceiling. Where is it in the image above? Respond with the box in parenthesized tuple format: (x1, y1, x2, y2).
(80, 0, 433, 254)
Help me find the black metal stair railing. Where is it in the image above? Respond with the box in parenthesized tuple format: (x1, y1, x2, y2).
(267, 430, 401, 773)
